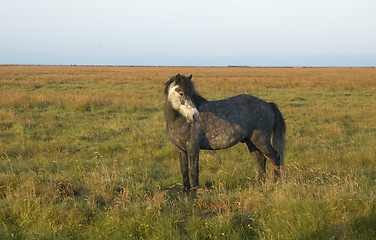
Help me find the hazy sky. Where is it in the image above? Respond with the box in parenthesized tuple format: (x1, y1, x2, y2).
(1, 0, 376, 66)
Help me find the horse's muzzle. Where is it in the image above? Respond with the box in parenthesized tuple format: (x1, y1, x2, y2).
(187, 109, 199, 123)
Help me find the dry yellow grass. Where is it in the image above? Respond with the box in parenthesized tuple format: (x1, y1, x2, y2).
(0, 65, 375, 239)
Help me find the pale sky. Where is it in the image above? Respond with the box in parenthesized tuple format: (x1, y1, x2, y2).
(1, 0, 375, 66)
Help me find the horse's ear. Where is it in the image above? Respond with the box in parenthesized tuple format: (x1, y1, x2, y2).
(188, 74, 192, 79)
(165, 74, 179, 87)
(175, 74, 181, 83)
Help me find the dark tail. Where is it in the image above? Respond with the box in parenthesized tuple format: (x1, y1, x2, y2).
(269, 102, 286, 176)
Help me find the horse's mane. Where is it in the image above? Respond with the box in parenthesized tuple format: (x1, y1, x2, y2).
(192, 91, 208, 107)
(164, 74, 208, 107)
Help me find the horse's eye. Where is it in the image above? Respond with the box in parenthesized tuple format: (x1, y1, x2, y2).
(175, 88, 184, 96)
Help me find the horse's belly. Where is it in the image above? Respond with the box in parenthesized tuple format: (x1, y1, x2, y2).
(200, 125, 248, 150)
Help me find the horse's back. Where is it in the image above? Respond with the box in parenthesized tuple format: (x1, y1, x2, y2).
(199, 94, 273, 124)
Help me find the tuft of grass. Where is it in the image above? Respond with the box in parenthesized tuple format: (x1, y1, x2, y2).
(0, 66, 375, 239)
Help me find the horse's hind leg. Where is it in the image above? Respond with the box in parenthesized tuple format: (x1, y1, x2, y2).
(253, 151, 266, 183)
(251, 133, 282, 182)
(245, 139, 266, 183)
(257, 142, 282, 182)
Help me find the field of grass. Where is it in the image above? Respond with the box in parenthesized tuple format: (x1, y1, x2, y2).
(0, 65, 375, 239)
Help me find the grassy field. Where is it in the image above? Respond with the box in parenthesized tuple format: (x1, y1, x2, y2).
(0, 66, 375, 239)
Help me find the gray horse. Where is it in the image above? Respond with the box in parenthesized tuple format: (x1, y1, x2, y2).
(164, 74, 286, 191)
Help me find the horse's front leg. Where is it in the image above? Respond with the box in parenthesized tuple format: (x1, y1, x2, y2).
(188, 147, 200, 190)
(175, 146, 190, 191)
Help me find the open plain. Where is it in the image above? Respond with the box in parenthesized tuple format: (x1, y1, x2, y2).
(0, 66, 375, 239)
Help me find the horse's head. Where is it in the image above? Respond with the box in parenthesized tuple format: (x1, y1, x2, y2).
(165, 74, 199, 123)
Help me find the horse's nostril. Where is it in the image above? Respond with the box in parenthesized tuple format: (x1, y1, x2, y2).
(194, 110, 199, 122)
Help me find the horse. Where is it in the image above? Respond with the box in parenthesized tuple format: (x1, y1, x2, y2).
(164, 74, 286, 191)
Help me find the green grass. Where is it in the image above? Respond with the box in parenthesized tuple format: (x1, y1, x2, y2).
(0, 66, 375, 239)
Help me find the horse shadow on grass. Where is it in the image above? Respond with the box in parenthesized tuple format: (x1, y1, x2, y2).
(164, 185, 258, 239)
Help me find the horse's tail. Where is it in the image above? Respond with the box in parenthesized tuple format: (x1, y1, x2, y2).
(269, 102, 286, 176)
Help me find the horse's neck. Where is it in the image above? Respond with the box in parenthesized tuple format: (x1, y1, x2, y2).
(164, 100, 179, 124)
